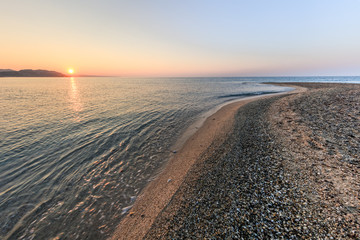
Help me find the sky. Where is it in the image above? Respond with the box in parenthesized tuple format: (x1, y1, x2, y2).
(1, 0, 360, 77)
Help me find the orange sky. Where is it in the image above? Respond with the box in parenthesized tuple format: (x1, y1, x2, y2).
(1, 1, 360, 77)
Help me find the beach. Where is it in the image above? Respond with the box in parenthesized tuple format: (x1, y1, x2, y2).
(112, 82, 359, 239)
(2, 78, 293, 239)
(4, 1, 360, 239)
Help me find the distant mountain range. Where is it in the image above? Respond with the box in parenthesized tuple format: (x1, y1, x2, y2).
(0, 69, 67, 77)
(0, 69, 15, 72)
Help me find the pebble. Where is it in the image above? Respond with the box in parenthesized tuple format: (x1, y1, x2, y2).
(145, 83, 360, 239)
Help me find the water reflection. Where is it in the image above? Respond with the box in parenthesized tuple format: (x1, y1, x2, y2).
(0, 77, 302, 239)
(69, 77, 82, 120)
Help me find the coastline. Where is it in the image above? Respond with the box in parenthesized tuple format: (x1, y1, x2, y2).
(144, 82, 359, 239)
(111, 85, 302, 240)
(112, 82, 359, 239)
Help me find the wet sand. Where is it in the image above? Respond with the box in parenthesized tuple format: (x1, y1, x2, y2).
(112, 83, 359, 239)
(111, 87, 301, 240)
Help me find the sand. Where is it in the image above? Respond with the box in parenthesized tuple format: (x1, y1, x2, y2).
(111, 87, 303, 240)
(112, 83, 359, 239)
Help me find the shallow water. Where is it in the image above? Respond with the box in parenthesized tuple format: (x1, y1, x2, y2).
(0, 77, 358, 239)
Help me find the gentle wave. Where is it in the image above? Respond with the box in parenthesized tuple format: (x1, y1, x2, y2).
(1, 77, 359, 239)
(217, 91, 282, 99)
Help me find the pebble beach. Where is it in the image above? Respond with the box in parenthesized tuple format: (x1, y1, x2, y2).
(114, 83, 360, 239)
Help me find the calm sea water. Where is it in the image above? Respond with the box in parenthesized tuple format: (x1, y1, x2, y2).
(0, 77, 359, 239)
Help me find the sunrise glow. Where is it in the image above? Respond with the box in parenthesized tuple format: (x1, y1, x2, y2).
(1, 1, 360, 76)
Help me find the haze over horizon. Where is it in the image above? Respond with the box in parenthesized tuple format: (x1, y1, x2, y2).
(1, 0, 360, 77)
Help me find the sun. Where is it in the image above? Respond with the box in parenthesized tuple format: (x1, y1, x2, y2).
(68, 68, 74, 74)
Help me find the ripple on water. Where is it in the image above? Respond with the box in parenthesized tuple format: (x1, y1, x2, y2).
(0, 77, 309, 239)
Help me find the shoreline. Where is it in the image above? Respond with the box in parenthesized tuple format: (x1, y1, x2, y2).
(145, 82, 359, 239)
(111, 85, 303, 240)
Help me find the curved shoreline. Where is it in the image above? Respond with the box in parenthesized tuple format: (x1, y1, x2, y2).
(144, 82, 360, 239)
(111, 85, 304, 240)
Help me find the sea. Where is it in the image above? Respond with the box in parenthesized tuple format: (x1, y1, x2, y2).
(1, 76, 359, 239)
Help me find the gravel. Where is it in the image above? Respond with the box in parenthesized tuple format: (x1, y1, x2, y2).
(145, 83, 360, 239)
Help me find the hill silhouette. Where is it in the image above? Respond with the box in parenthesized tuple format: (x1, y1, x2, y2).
(0, 69, 66, 77)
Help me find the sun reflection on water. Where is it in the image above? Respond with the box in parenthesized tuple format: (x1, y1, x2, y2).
(69, 77, 83, 121)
